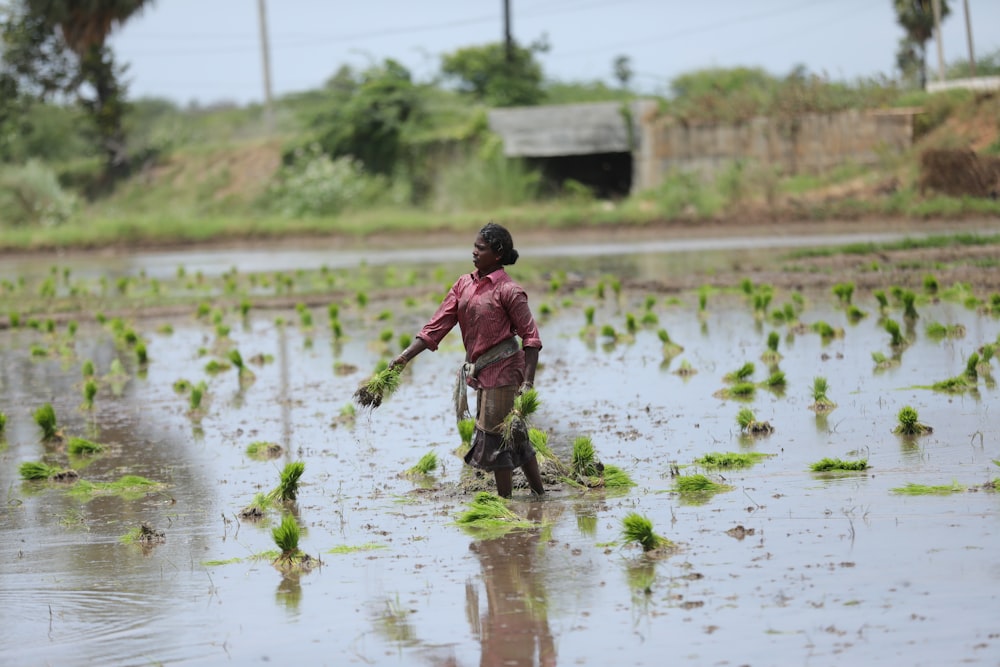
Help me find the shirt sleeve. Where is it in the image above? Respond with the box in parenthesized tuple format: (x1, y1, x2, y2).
(503, 283, 542, 350)
(416, 280, 460, 351)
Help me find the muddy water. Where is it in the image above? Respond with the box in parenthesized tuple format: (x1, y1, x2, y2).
(1, 249, 999, 667)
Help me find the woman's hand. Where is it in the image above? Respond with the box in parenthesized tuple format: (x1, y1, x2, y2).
(517, 381, 533, 396)
(389, 355, 408, 371)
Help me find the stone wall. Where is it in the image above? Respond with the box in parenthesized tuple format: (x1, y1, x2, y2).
(634, 108, 918, 191)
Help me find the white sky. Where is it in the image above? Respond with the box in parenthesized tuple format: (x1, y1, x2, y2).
(107, 0, 1000, 106)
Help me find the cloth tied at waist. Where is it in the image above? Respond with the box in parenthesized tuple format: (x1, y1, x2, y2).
(453, 337, 520, 420)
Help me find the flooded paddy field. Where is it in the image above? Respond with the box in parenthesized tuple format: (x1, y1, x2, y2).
(1, 235, 999, 666)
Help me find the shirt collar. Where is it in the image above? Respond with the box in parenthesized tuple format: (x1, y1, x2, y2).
(474, 268, 507, 284)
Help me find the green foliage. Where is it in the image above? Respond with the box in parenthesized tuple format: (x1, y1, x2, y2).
(458, 418, 476, 445)
(891, 481, 965, 496)
(441, 41, 546, 107)
(267, 144, 392, 217)
(431, 135, 540, 212)
(313, 59, 420, 177)
(0, 160, 78, 226)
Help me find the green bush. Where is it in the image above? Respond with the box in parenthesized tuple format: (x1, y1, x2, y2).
(266, 144, 396, 217)
(0, 160, 78, 226)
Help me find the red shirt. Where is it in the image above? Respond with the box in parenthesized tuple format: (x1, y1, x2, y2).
(417, 269, 542, 389)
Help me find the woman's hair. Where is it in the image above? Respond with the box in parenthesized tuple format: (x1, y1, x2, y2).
(479, 222, 519, 265)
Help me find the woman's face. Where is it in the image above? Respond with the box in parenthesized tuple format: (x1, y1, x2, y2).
(472, 234, 502, 273)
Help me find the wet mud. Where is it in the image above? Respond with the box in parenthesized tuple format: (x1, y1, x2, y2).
(1, 229, 999, 666)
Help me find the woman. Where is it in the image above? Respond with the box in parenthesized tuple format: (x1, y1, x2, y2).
(390, 222, 545, 498)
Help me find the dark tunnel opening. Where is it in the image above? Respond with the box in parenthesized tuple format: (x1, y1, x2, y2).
(528, 152, 633, 199)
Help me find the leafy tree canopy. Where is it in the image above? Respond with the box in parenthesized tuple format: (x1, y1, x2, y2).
(440, 40, 546, 107)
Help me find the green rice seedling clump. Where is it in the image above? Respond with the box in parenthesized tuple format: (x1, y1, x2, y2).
(736, 407, 774, 435)
(19, 461, 65, 480)
(406, 451, 438, 476)
(268, 461, 306, 502)
(246, 441, 283, 460)
(885, 318, 905, 348)
(67, 437, 104, 455)
(353, 365, 403, 410)
(694, 451, 770, 469)
(458, 418, 476, 445)
(810, 458, 869, 472)
(890, 481, 965, 496)
(571, 435, 600, 479)
(657, 328, 683, 357)
(33, 403, 59, 440)
(455, 492, 534, 536)
(501, 388, 539, 447)
(808, 376, 836, 412)
(893, 406, 932, 435)
(673, 474, 732, 499)
(724, 362, 755, 383)
(0, 411, 6, 432)
(82, 379, 98, 406)
(621, 512, 672, 552)
(603, 464, 636, 488)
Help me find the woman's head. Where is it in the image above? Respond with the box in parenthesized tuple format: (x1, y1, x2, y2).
(478, 222, 519, 266)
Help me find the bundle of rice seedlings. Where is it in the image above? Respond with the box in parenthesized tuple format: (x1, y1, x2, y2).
(673, 474, 732, 499)
(965, 352, 980, 381)
(19, 461, 66, 480)
(603, 464, 636, 488)
(239, 492, 271, 519)
(832, 282, 854, 305)
(760, 331, 782, 364)
(455, 492, 533, 534)
(228, 348, 256, 382)
(267, 461, 305, 503)
(271, 513, 317, 571)
(246, 441, 283, 460)
(761, 370, 786, 389)
(893, 406, 932, 435)
(405, 451, 438, 477)
(873, 289, 889, 310)
(67, 436, 104, 455)
(0, 411, 7, 433)
(810, 458, 869, 472)
(657, 328, 683, 358)
(501, 388, 539, 447)
(353, 363, 403, 410)
(82, 379, 98, 408)
(736, 407, 774, 435)
(901, 289, 919, 320)
(673, 359, 697, 376)
(885, 319, 906, 348)
(571, 435, 602, 479)
(808, 376, 836, 413)
(457, 418, 476, 446)
(621, 512, 671, 552)
(723, 362, 755, 384)
(694, 451, 771, 469)
(33, 402, 61, 441)
(871, 351, 899, 370)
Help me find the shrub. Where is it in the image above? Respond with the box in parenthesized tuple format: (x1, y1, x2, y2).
(0, 160, 78, 227)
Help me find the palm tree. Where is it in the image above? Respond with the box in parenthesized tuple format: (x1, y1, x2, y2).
(12, 1, 153, 176)
(894, 0, 951, 89)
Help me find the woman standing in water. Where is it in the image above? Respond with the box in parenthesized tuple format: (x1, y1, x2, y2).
(390, 222, 545, 498)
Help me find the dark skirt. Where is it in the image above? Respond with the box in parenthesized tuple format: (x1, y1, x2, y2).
(463, 385, 536, 472)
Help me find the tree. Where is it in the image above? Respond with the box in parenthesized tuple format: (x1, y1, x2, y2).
(441, 40, 546, 107)
(893, 0, 951, 89)
(1, 0, 152, 177)
(612, 54, 633, 90)
(314, 59, 420, 177)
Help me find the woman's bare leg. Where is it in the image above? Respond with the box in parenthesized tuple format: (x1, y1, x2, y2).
(522, 456, 545, 496)
(494, 469, 513, 498)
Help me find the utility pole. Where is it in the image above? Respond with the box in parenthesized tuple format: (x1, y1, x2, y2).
(932, 0, 945, 82)
(257, 0, 274, 131)
(963, 0, 976, 77)
(503, 0, 513, 64)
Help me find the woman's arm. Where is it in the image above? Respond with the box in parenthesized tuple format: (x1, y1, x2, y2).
(390, 337, 428, 370)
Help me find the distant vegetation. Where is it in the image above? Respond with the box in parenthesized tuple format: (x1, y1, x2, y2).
(2, 7, 1000, 251)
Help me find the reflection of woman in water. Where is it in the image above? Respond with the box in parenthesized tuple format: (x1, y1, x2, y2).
(467, 504, 556, 667)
